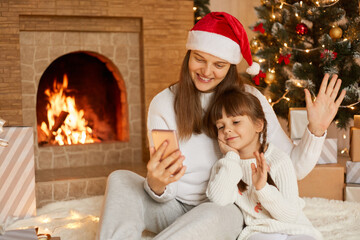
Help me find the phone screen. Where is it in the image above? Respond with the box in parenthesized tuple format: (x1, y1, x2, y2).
(151, 129, 179, 158)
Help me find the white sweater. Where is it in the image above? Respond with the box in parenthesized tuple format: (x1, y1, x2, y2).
(206, 144, 322, 240)
(145, 84, 326, 205)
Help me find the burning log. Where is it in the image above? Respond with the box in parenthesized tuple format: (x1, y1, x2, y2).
(51, 111, 69, 132)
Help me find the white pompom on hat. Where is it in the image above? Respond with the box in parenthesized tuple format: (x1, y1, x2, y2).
(186, 12, 260, 75)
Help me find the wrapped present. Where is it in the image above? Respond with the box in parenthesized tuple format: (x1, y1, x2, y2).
(298, 163, 344, 200)
(346, 161, 360, 184)
(0, 228, 37, 240)
(288, 108, 308, 139)
(345, 183, 360, 202)
(350, 127, 360, 162)
(354, 115, 360, 128)
(294, 138, 337, 164)
(0, 127, 36, 224)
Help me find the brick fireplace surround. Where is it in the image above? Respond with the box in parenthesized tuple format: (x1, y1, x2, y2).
(0, 0, 193, 207)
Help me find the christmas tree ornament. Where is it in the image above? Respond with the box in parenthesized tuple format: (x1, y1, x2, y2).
(296, 23, 308, 35)
(250, 38, 262, 52)
(252, 70, 266, 85)
(320, 49, 338, 61)
(329, 26, 343, 39)
(253, 23, 265, 34)
(261, 0, 271, 6)
(278, 53, 291, 65)
(252, 55, 261, 63)
(264, 71, 276, 84)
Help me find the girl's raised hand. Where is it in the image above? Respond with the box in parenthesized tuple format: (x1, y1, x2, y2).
(305, 73, 346, 137)
(146, 141, 186, 196)
(218, 138, 239, 155)
(251, 151, 269, 190)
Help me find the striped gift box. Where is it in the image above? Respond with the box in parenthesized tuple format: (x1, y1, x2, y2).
(0, 127, 36, 224)
(346, 161, 360, 184)
(294, 138, 337, 164)
(0, 228, 37, 240)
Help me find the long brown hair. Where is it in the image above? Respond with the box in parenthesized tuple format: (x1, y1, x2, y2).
(172, 50, 244, 140)
(204, 87, 277, 192)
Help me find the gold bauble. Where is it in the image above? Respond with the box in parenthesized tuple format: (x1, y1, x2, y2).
(250, 38, 262, 53)
(329, 26, 343, 39)
(252, 55, 261, 63)
(261, 0, 270, 5)
(265, 71, 276, 84)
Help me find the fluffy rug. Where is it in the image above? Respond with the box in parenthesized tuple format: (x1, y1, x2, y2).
(4, 196, 360, 240)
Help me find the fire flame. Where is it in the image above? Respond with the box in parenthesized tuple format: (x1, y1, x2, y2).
(40, 74, 95, 145)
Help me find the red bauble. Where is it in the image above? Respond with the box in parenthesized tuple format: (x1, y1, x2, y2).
(296, 23, 308, 35)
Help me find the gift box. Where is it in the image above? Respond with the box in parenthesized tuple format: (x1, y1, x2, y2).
(346, 161, 360, 184)
(0, 127, 36, 224)
(0, 228, 37, 240)
(345, 183, 360, 202)
(294, 138, 337, 164)
(350, 127, 360, 162)
(298, 164, 344, 200)
(288, 108, 308, 139)
(354, 115, 360, 128)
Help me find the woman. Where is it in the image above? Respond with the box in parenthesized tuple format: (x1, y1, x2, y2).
(97, 12, 345, 240)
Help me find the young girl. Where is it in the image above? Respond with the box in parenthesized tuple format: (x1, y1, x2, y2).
(205, 88, 322, 240)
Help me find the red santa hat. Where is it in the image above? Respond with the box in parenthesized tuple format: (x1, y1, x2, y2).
(186, 12, 260, 75)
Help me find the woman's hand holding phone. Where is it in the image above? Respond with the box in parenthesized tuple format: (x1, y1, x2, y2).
(146, 138, 186, 196)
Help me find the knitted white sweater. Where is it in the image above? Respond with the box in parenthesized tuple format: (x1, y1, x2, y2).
(206, 144, 323, 240)
(145, 84, 326, 205)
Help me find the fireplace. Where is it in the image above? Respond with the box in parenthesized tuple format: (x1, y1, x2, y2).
(18, 18, 143, 170)
(36, 51, 129, 146)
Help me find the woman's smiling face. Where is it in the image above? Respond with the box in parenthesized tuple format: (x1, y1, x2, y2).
(188, 50, 231, 92)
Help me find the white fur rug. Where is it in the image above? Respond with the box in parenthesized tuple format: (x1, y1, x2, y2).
(4, 196, 360, 240)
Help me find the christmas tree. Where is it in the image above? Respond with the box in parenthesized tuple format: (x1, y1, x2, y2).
(247, 0, 360, 128)
(194, 0, 210, 23)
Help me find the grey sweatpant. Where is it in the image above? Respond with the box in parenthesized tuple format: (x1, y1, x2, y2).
(97, 170, 244, 240)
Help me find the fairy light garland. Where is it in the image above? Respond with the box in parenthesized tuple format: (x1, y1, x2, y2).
(278, 0, 339, 8)
(283, 42, 323, 53)
(269, 90, 290, 107)
(339, 101, 360, 110)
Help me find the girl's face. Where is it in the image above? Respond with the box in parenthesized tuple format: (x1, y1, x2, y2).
(216, 108, 263, 159)
(188, 50, 231, 92)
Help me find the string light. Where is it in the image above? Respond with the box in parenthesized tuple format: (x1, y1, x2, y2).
(278, 0, 339, 8)
(341, 148, 349, 154)
(339, 101, 360, 109)
(283, 43, 323, 53)
(270, 90, 289, 107)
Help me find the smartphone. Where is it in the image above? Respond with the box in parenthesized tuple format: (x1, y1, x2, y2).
(151, 129, 179, 158)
